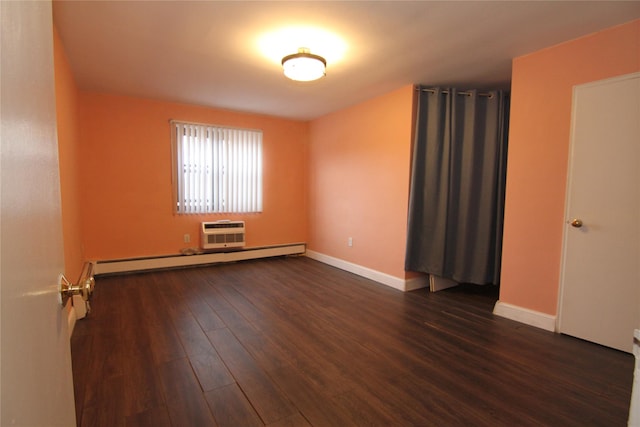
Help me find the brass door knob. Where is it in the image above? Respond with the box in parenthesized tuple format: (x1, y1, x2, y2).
(570, 218, 583, 228)
(58, 263, 95, 311)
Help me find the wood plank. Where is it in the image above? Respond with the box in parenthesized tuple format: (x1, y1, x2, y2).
(266, 366, 358, 427)
(189, 351, 236, 392)
(206, 328, 297, 423)
(124, 406, 172, 427)
(265, 413, 312, 427)
(157, 358, 217, 426)
(165, 395, 218, 427)
(121, 356, 166, 417)
(188, 298, 227, 331)
(138, 273, 186, 364)
(226, 321, 292, 373)
(157, 357, 202, 398)
(171, 311, 216, 356)
(79, 375, 125, 427)
(204, 383, 264, 427)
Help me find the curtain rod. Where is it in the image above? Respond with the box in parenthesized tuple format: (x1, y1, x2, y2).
(169, 119, 262, 133)
(417, 88, 495, 98)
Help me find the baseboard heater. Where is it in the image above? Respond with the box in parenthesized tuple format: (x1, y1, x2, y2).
(93, 243, 306, 276)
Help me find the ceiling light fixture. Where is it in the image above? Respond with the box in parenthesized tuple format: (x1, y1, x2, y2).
(281, 48, 326, 82)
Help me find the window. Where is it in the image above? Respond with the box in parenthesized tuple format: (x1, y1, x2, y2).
(172, 121, 263, 214)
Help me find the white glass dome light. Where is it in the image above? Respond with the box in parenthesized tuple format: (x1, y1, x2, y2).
(281, 48, 326, 82)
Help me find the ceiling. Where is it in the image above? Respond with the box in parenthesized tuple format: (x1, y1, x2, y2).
(52, 1, 640, 121)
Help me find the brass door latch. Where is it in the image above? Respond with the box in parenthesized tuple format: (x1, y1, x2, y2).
(58, 262, 95, 313)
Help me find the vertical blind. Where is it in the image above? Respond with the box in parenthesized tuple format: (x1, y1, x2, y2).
(172, 121, 263, 214)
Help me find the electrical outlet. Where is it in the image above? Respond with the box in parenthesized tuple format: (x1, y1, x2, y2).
(184, 234, 191, 243)
(348, 237, 353, 247)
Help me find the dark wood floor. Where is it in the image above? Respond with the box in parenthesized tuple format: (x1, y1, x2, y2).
(71, 256, 634, 427)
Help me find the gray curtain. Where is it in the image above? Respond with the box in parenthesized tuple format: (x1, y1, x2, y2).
(405, 87, 509, 285)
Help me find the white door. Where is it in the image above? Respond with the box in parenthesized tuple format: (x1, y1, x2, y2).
(558, 72, 640, 353)
(1, 1, 76, 425)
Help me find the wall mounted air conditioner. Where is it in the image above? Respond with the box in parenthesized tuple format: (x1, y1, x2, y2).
(201, 221, 245, 250)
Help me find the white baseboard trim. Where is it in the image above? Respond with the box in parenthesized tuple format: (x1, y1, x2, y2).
(429, 275, 459, 292)
(67, 303, 77, 338)
(493, 301, 556, 332)
(94, 243, 306, 275)
(305, 250, 428, 292)
(405, 275, 430, 291)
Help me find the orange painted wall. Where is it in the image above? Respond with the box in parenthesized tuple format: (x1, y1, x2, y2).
(77, 93, 308, 260)
(53, 25, 84, 280)
(499, 19, 640, 314)
(308, 85, 415, 279)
